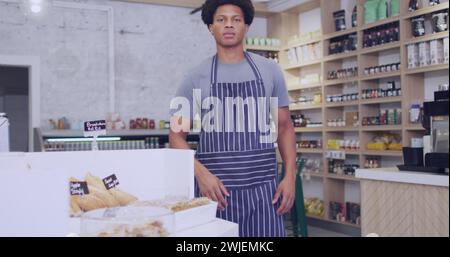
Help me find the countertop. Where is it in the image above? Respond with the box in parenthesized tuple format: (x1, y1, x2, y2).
(356, 167, 449, 187)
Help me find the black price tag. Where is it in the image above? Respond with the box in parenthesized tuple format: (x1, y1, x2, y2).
(103, 174, 120, 190)
(70, 181, 89, 196)
(84, 120, 106, 132)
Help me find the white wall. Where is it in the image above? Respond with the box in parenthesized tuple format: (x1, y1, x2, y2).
(247, 17, 268, 38)
(302, 176, 324, 199)
(0, 0, 218, 128)
(298, 8, 321, 34)
(425, 70, 449, 101)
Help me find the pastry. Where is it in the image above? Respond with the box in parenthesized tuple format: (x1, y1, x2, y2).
(169, 197, 210, 212)
(109, 188, 138, 206)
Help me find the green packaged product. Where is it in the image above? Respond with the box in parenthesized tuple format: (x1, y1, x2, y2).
(365, 0, 379, 24)
(391, 0, 400, 16)
(378, 0, 388, 20)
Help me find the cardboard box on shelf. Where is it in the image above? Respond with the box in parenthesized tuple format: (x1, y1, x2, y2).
(444, 37, 449, 64)
(407, 44, 419, 69)
(345, 112, 359, 127)
(430, 39, 444, 65)
(418, 41, 431, 67)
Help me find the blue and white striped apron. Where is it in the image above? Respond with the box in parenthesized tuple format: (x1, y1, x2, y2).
(195, 52, 286, 237)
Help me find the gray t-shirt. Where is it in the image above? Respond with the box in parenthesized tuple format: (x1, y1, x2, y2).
(170, 52, 290, 119)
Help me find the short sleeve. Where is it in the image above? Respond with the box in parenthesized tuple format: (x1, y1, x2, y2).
(271, 63, 290, 108)
(169, 73, 196, 119)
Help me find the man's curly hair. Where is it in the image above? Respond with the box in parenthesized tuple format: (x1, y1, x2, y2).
(192, 0, 255, 26)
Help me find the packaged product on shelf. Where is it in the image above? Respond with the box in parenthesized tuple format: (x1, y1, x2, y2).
(329, 201, 346, 223)
(443, 37, 449, 63)
(333, 10, 346, 32)
(430, 39, 444, 65)
(408, 0, 419, 12)
(287, 48, 298, 66)
(419, 41, 431, 67)
(366, 133, 402, 151)
(364, 157, 381, 169)
(364, 0, 379, 24)
(305, 198, 324, 217)
(411, 16, 426, 37)
(431, 11, 448, 33)
(391, 0, 400, 16)
(352, 5, 357, 27)
(300, 73, 321, 85)
(378, 0, 388, 20)
(429, 0, 441, 6)
(345, 112, 359, 127)
(346, 202, 361, 225)
(407, 43, 420, 68)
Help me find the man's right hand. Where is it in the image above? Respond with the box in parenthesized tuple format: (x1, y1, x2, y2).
(196, 168, 230, 211)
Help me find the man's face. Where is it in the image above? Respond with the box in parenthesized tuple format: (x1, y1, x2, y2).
(209, 4, 249, 48)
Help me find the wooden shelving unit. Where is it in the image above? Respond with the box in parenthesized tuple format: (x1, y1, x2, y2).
(360, 96, 403, 104)
(273, 0, 449, 231)
(288, 82, 322, 91)
(359, 71, 401, 81)
(297, 148, 324, 154)
(244, 45, 281, 52)
(294, 127, 323, 133)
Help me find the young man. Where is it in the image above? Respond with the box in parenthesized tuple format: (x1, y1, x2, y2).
(169, 0, 297, 237)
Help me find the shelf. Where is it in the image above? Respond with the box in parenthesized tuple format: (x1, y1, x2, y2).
(301, 172, 325, 178)
(284, 59, 322, 70)
(306, 214, 328, 222)
(323, 78, 358, 86)
(323, 52, 358, 62)
(359, 96, 402, 105)
(245, 45, 280, 52)
(294, 127, 323, 133)
(361, 125, 402, 131)
(41, 129, 195, 138)
(323, 27, 358, 40)
(359, 71, 401, 81)
(325, 127, 359, 132)
(403, 2, 450, 19)
(297, 148, 323, 154)
(326, 149, 360, 156)
(361, 150, 403, 157)
(326, 173, 360, 182)
(288, 82, 322, 91)
(361, 16, 400, 31)
(326, 218, 362, 228)
(325, 101, 359, 108)
(283, 37, 322, 50)
(404, 31, 449, 45)
(405, 124, 426, 131)
(289, 104, 322, 111)
(360, 41, 401, 55)
(405, 63, 449, 75)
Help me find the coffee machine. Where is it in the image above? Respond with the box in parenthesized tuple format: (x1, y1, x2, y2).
(423, 88, 449, 174)
(0, 113, 9, 152)
(398, 87, 449, 175)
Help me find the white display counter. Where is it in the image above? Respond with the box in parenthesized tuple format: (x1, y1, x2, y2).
(0, 150, 238, 237)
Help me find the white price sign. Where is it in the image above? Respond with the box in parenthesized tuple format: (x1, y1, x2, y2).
(84, 120, 107, 138)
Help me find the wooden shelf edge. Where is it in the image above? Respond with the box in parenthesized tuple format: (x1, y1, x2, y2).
(402, 2, 450, 19)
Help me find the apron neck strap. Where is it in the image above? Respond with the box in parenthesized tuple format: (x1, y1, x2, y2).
(210, 52, 263, 85)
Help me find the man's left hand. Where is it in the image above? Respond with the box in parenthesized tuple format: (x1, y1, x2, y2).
(272, 176, 296, 215)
